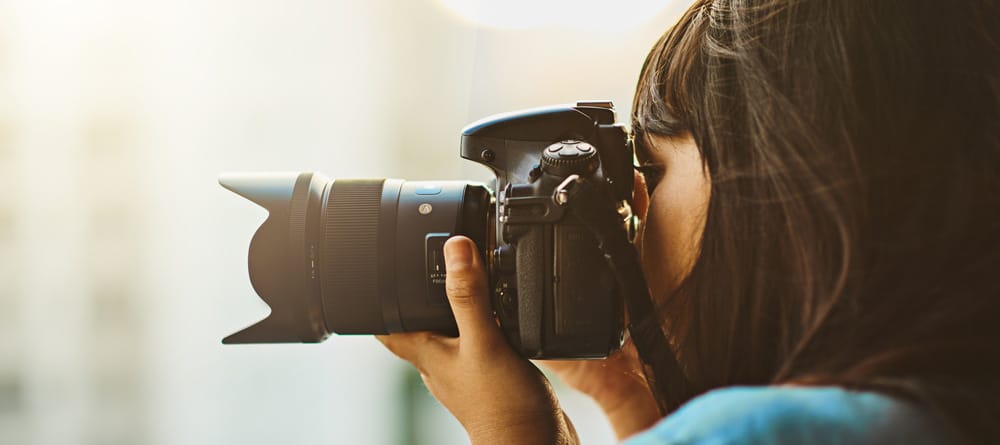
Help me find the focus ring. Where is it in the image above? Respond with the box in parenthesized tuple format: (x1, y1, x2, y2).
(321, 179, 386, 333)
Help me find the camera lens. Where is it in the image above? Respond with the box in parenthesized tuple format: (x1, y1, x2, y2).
(220, 172, 490, 343)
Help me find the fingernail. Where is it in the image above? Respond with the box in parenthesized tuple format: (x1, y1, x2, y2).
(444, 237, 473, 271)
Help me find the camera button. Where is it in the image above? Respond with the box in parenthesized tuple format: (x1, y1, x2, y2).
(415, 184, 442, 195)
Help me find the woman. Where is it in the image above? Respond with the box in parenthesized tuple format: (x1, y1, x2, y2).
(379, 0, 1000, 443)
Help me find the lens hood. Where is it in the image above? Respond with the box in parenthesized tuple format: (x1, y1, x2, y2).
(219, 172, 330, 343)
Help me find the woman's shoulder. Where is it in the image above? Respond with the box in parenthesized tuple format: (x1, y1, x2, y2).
(624, 386, 959, 445)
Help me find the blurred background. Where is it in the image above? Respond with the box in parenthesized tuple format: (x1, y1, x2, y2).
(0, 0, 690, 443)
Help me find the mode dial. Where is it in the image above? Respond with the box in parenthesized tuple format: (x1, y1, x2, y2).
(540, 140, 599, 177)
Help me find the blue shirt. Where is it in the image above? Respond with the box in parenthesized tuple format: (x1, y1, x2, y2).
(624, 386, 958, 445)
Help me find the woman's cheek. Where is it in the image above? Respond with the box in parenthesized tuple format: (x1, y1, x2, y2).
(637, 170, 710, 301)
(637, 195, 687, 300)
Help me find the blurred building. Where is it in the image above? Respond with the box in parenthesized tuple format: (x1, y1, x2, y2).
(0, 1, 690, 444)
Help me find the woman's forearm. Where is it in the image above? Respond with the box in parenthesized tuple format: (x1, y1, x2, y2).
(597, 387, 661, 441)
(467, 409, 579, 445)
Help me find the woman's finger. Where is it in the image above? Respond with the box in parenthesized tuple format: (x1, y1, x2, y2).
(443, 236, 501, 349)
(633, 168, 649, 221)
(375, 331, 449, 372)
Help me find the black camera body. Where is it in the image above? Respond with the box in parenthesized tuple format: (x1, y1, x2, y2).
(221, 101, 635, 359)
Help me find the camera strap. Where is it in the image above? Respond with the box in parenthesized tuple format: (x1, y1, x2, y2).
(560, 176, 690, 414)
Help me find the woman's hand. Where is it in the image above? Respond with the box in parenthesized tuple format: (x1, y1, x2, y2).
(537, 341, 661, 440)
(377, 236, 577, 445)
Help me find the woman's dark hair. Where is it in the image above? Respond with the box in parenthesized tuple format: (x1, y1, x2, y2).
(632, 0, 1000, 441)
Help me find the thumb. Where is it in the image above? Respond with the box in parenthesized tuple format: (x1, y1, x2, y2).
(443, 236, 499, 347)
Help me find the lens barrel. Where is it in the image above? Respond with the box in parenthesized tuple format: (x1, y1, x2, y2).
(220, 173, 490, 343)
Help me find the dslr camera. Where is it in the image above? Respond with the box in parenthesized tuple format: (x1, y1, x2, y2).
(221, 101, 637, 359)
